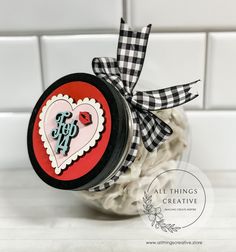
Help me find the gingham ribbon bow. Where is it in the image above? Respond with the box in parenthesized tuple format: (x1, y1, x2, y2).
(92, 18, 199, 152)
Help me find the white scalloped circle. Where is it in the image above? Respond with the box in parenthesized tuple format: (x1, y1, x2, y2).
(38, 94, 105, 175)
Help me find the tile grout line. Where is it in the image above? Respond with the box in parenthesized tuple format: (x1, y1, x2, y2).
(38, 36, 46, 91)
(0, 29, 236, 36)
(0, 29, 118, 36)
(203, 32, 209, 110)
(122, 0, 127, 21)
(0, 30, 234, 37)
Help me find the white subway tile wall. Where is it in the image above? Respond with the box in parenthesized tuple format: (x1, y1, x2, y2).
(0, 37, 42, 111)
(0, 113, 31, 169)
(206, 33, 236, 109)
(187, 111, 236, 171)
(41, 35, 118, 87)
(135, 33, 206, 109)
(0, 0, 122, 32)
(127, 0, 236, 31)
(0, 1, 235, 174)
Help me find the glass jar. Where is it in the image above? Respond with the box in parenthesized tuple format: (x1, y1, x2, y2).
(78, 107, 190, 216)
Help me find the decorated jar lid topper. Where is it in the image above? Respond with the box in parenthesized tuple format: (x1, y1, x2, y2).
(28, 18, 199, 191)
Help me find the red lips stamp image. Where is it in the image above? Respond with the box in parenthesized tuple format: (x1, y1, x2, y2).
(79, 111, 92, 125)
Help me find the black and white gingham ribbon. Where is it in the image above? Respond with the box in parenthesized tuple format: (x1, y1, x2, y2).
(89, 18, 199, 191)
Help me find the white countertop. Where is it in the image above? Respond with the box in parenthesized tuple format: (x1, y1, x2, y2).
(0, 168, 236, 252)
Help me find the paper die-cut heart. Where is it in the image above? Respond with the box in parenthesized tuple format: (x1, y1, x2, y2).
(39, 94, 104, 175)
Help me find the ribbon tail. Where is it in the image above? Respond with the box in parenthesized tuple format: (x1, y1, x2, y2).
(117, 18, 152, 91)
(137, 110, 173, 152)
(131, 79, 200, 111)
(92, 57, 125, 94)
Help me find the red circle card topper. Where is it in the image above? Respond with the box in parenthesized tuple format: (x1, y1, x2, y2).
(28, 73, 131, 190)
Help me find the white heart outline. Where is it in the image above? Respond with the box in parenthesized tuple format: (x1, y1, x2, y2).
(38, 94, 105, 175)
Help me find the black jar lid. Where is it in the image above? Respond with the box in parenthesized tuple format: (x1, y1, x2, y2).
(27, 73, 131, 190)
